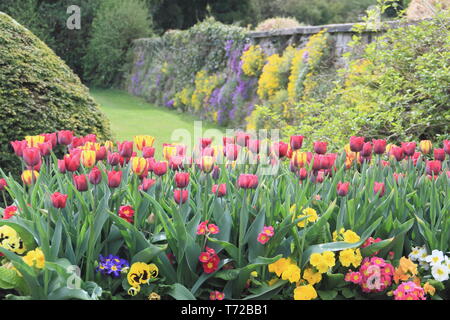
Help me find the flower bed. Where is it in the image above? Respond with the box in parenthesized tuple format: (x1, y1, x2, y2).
(0, 132, 449, 300)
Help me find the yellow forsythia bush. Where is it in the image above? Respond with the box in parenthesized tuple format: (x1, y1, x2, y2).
(241, 45, 266, 77)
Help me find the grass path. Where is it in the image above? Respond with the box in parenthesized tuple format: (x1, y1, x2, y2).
(91, 89, 224, 155)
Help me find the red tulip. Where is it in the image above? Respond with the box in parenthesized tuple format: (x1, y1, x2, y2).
(118, 205, 134, 223)
(64, 153, 81, 172)
(57, 159, 66, 173)
(237, 174, 258, 189)
(175, 172, 190, 189)
(88, 167, 102, 185)
(212, 184, 226, 197)
(84, 134, 97, 143)
(248, 139, 260, 154)
(223, 136, 235, 146)
(95, 146, 107, 161)
(200, 138, 212, 149)
(434, 148, 445, 161)
(73, 174, 88, 192)
(290, 135, 304, 151)
(70, 137, 85, 149)
(426, 160, 442, 176)
(142, 147, 155, 159)
(315, 170, 325, 183)
(373, 182, 385, 197)
(117, 141, 133, 158)
(38, 141, 53, 156)
(3, 206, 17, 219)
(372, 139, 387, 155)
(272, 141, 289, 158)
(107, 170, 122, 188)
(312, 154, 323, 171)
(236, 132, 250, 147)
(390, 146, 405, 161)
(153, 161, 168, 176)
(412, 152, 421, 166)
(298, 168, 308, 181)
(58, 130, 73, 145)
(174, 189, 189, 204)
(10, 140, 27, 157)
(51, 192, 68, 209)
(444, 140, 450, 155)
(313, 141, 327, 154)
(22, 147, 41, 167)
(169, 156, 184, 171)
(107, 152, 121, 166)
(360, 142, 373, 157)
(401, 142, 416, 157)
(337, 182, 350, 196)
(139, 178, 156, 191)
(349, 136, 365, 152)
(393, 172, 404, 184)
(0, 178, 7, 191)
(225, 144, 240, 161)
(41, 133, 57, 148)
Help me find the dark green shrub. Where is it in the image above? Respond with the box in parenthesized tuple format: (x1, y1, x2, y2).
(0, 12, 112, 177)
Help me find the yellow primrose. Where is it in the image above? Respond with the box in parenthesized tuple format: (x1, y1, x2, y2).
(294, 284, 317, 300)
(281, 264, 301, 283)
(302, 268, 322, 285)
(343, 230, 360, 243)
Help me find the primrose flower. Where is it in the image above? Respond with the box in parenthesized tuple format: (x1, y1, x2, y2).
(97, 254, 129, 277)
(3, 206, 18, 220)
(148, 292, 161, 300)
(293, 284, 317, 300)
(339, 248, 362, 268)
(262, 226, 274, 237)
(257, 225, 274, 244)
(281, 264, 301, 283)
(209, 291, 225, 300)
(345, 271, 362, 284)
(118, 205, 135, 223)
(310, 251, 335, 273)
(199, 247, 220, 274)
(302, 268, 322, 285)
(268, 258, 290, 277)
(393, 281, 426, 300)
(196, 221, 220, 235)
(431, 263, 449, 282)
(408, 246, 426, 262)
(343, 230, 360, 243)
(424, 250, 444, 267)
(297, 207, 318, 228)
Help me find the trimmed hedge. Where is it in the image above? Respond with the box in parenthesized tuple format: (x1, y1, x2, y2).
(0, 12, 112, 177)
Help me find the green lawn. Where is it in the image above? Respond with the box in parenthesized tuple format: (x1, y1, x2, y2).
(90, 89, 224, 155)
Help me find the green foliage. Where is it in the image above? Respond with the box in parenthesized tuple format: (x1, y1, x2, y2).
(83, 0, 153, 87)
(0, 12, 112, 178)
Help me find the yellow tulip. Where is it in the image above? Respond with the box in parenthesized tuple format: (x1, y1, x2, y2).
(419, 140, 432, 154)
(132, 157, 147, 175)
(81, 150, 96, 168)
(163, 145, 177, 161)
(21, 170, 39, 186)
(25, 135, 45, 148)
(134, 135, 155, 151)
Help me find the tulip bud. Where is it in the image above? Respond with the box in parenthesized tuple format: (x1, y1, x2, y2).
(313, 141, 327, 154)
(175, 172, 190, 189)
(349, 136, 365, 152)
(298, 168, 308, 181)
(434, 148, 445, 161)
(223, 136, 235, 146)
(290, 135, 304, 151)
(174, 189, 189, 204)
(11, 140, 27, 157)
(131, 157, 147, 175)
(95, 146, 107, 161)
(51, 192, 68, 209)
(118, 205, 134, 223)
(401, 142, 416, 157)
(237, 174, 258, 189)
(118, 141, 133, 158)
(81, 150, 96, 168)
(73, 174, 88, 192)
(248, 139, 260, 154)
(22, 147, 41, 167)
(107, 152, 121, 166)
(21, 170, 39, 186)
(212, 184, 226, 197)
(236, 132, 250, 147)
(419, 140, 432, 154)
(139, 178, 156, 192)
(38, 141, 53, 156)
(373, 182, 385, 197)
(153, 161, 168, 177)
(212, 166, 221, 180)
(107, 170, 122, 188)
(142, 146, 155, 159)
(88, 167, 102, 185)
(444, 140, 450, 155)
(225, 144, 239, 161)
(201, 156, 215, 173)
(0, 178, 8, 191)
(372, 139, 387, 155)
(390, 146, 405, 161)
(64, 153, 81, 172)
(360, 142, 373, 157)
(200, 138, 213, 149)
(41, 133, 57, 148)
(426, 160, 442, 176)
(272, 141, 289, 158)
(336, 182, 350, 196)
(58, 130, 74, 145)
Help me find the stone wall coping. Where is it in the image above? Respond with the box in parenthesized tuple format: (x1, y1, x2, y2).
(249, 20, 416, 38)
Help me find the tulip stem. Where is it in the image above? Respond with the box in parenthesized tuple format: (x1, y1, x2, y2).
(2, 191, 7, 207)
